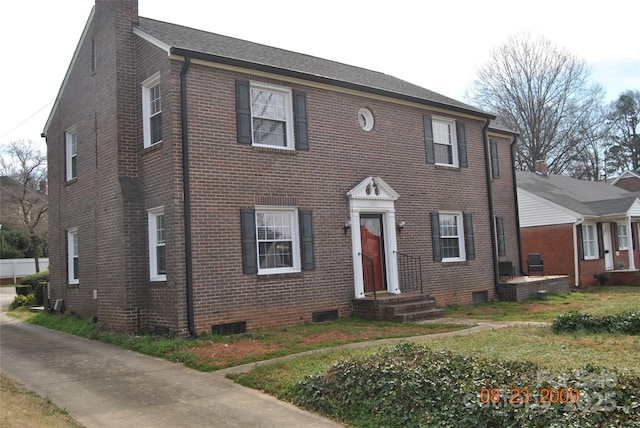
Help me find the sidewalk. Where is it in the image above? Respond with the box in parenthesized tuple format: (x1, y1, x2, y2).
(0, 289, 549, 428)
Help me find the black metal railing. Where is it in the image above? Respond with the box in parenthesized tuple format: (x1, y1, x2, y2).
(395, 251, 423, 294)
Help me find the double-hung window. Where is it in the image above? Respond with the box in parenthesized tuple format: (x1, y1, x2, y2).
(65, 127, 77, 181)
(256, 208, 299, 274)
(250, 83, 294, 149)
(431, 212, 475, 262)
(67, 228, 78, 284)
(142, 72, 162, 148)
(581, 224, 597, 259)
(432, 119, 457, 165)
(241, 207, 315, 275)
(439, 213, 465, 261)
(617, 223, 629, 250)
(148, 207, 166, 281)
(236, 80, 309, 150)
(424, 115, 467, 167)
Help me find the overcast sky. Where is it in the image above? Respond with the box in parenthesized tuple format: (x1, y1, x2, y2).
(1, 0, 638, 154)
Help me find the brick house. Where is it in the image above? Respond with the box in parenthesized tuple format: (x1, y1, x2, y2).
(517, 161, 640, 287)
(611, 170, 640, 191)
(44, 0, 520, 336)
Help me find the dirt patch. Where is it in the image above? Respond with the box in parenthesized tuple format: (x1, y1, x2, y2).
(187, 340, 282, 367)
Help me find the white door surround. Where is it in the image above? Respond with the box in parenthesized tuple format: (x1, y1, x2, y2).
(347, 177, 400, 298)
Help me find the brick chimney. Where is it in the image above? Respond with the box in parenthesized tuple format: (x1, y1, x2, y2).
(534, 160, 548, 176)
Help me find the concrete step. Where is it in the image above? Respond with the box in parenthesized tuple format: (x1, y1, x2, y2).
(387, 308, 446, 322)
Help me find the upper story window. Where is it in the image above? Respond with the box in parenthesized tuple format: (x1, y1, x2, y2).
(424, 115, 467, 168)
(250, 83, 294, 149)
(148, 207, 166, 281)
(67, 228, 79, 284)
(490, 140, 500, 178)
(235, 80, 308, 151)
(431, 211, 475, 262)
(65, 127, 77, 181)
(432, 118, 457, 165)
(617, 223, 629, 250)
(142, 73, 162, 148)
(582, 223, 597, 259)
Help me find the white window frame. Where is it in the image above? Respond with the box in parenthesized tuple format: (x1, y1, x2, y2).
(250, 82, 295, 150)
(255, 206, 300, 275)
(617, 223, 629, 250)
(67, 228, 79, 284)
(142, 72, 162, 148)
(148, 207, 166, 281)
(432, 116, 458, 167)
(582, 223, 598, 259)
(439, 212, 466, 262)
(65, 127, 77, 181)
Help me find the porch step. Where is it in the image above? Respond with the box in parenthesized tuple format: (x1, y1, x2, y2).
(352, 292, 445, 322)
(383, 297, 445, 321)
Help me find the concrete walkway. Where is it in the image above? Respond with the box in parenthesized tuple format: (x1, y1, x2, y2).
(0, 287, 549, 427)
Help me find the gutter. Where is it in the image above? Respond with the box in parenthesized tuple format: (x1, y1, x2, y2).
(180, 56, 197, 338)
(483, 120, 499, 290)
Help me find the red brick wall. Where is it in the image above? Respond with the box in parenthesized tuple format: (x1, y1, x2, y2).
(47, 0, 521, 335)
(520, 224, 576, 283)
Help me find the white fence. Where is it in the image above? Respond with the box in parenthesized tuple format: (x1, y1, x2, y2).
(0, 258, 49, 284)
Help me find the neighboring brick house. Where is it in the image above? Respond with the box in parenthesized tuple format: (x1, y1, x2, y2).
(44, 0, 520, 336)
(517, 162, 640, 287)
(611, 170, 640, 191)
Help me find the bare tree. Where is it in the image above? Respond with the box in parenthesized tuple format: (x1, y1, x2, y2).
(0, 140, 48, 271)
(604, 90, 640, 177)
(468, 33, 606, 176)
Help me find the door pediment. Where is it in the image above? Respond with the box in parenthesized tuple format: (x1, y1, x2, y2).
(347, 177, 399, 201)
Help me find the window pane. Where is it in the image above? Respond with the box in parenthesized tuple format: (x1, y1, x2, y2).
(73, 257, 79, 280)
(253, 118, 286, 146)
(259, 241, 292, 268)
(156, 245, 166, 274)
(441, 237, 460, 258)
(434, 143, 453, 164)
(156, 214, 165, 243)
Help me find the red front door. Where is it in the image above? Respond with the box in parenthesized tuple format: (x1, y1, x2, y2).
(360, 215, 386, 293)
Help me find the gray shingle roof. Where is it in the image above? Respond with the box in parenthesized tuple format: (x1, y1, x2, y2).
(516, 171, 638, 216)
(136, 17, 493, 118)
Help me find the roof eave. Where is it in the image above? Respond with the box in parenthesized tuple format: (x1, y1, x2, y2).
(170, 47, 495, 120)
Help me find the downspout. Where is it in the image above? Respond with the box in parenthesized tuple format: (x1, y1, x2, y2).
(483, 120, 499, 290)
(509, 135, 524, 275)
(180, 56, 196, 338)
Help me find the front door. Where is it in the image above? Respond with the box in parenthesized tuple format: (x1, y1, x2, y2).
(360, 215, 386, 293)
(602, 223, 614, 270)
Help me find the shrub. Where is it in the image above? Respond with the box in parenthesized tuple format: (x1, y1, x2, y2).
(553, 311, 640, 335)
(292, 343, 640, 427)
(19, 270, 48, 305)
(9, 293, 36, 310)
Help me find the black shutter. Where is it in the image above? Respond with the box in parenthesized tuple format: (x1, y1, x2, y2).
(424, 115, 435, 164)
(456, 121, 468, 168)
(240, 209, 257, 273)
(633, 223, 636, 249)
(293, 91, 309, 150)
(235, 80, 252, 144)
(299, 209, 315, 270)
(430, 212, 441, 261)
(464, 213, 475, 260)
(490, 140, 500, 178)
(614, 224, 620, 250)
(577, 224, 584, 260)
(597, 223, 605, 259)
(496, 216, 506, 257)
